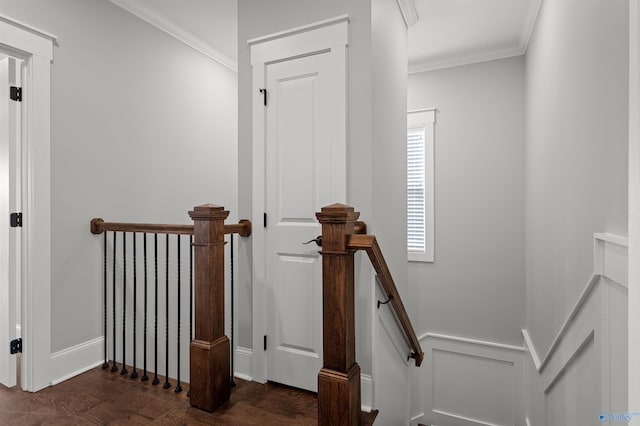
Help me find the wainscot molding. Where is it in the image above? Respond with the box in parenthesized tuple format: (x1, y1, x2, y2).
(523, 233, 628, 424)
(412, 332, 525, 426)
(49, 337, 104, 385)
(523, 274, 601, 374)
(108, 0, 237, 72)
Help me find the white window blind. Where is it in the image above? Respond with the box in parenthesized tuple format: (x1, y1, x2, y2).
(407, 109, 435, 262)
(407, 126, 426, 252)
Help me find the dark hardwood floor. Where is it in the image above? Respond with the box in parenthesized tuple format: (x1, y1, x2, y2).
(0, 362, 319, 425)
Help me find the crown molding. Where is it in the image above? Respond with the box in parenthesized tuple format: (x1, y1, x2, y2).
(409, 45, 525, 74)
(519, 0, 543, 53)
(396, 0, 419, 28)
(109, 0, 237, 73)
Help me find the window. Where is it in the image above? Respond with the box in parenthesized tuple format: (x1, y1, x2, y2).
(407, 109, 435, 262)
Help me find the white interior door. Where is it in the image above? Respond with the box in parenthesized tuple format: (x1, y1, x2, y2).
(264, 48, 346, 392)
(0, 56, 17, 388)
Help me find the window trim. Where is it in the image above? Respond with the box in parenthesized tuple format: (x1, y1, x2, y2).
(407, 108, 436, 262)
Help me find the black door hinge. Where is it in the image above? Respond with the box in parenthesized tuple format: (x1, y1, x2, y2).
(259, 88, 267, 106)
(10, 86, 22, 102)
(263, 213, 267, 228)
(264, 335, 267, 351)
(10, 213, 22, 228)
(10, 338, 22, 354)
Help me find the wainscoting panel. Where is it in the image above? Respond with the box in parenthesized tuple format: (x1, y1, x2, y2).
(413, 334, 525, 426)
(523, 233, 628, 425)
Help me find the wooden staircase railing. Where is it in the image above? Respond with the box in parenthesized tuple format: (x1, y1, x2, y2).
(316, 203, 423, 426)
(91, 203, 251, 412)
(348, 234, 424, 367)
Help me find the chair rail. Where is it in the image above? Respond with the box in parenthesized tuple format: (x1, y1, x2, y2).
(348, 234, 424, 367)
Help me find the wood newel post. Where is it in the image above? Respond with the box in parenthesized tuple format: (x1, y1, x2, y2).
(188, 203, 230, 412)
(316, 203, 361, 426)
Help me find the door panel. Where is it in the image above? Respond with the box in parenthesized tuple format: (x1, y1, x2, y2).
(265, 50, 345, 392)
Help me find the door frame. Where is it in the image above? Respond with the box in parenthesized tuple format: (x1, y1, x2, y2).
(0, 14, 55, 392)
(629, 0, 640, 418)
(248, 15, 349, 384)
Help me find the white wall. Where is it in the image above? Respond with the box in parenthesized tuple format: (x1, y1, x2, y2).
(408, 56, 526, 345)
(525, 0, 628, 356)
(0, 0, 237, 362)
(370, 2, 411, 424)
(524, 0, 629, 422)
(408, 56, 526, 425)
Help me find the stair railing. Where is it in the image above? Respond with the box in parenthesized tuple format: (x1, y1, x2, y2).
(90, 203, 251, 412)
(316, 203, 423, 426)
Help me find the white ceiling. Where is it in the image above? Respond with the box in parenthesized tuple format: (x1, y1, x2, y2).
(110, 0, 541, 74)
(409, 0, 541, 73)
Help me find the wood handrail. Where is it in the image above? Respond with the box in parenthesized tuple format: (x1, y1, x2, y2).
(90, 218, 251, 237)
(348, 234, 424, 367)
(354, 221, 367, 235)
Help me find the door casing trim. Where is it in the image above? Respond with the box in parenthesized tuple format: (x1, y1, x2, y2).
(249, 17, 349, 384)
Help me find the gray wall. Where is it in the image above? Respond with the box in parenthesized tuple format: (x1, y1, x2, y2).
(524, 0, 628, 356)
(0, 0, 238, 353)
(407, 56, 526, 346)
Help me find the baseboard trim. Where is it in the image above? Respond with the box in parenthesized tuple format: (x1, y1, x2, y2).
(50, 336, 104, 385)
(361, 373, 374, 412)
(410, 412, 426, 426)
(234, 346, 253, 381)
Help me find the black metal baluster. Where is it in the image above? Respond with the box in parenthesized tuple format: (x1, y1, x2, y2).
(230, 234, 236, 387)
(121, 232, 128, 376)
(175, 235, 183, 393)
(142, 233, 149, 382)
(102, 233, 109, 369)
(111, 232, 118, 372)
(163, 234, 171, 389)
(153, 233, 160, 386)
(131, 232, 139, 379)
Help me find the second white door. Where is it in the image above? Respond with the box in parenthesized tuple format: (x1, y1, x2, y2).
(264, 48, 346, 392)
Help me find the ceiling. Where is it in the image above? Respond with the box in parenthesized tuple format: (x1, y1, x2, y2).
(110, 0, 541, 74)
(409, 0, 541, 73)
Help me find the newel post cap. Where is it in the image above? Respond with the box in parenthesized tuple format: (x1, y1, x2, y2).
(316, 203, 360, 224)
(188, 203, 230, 220)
